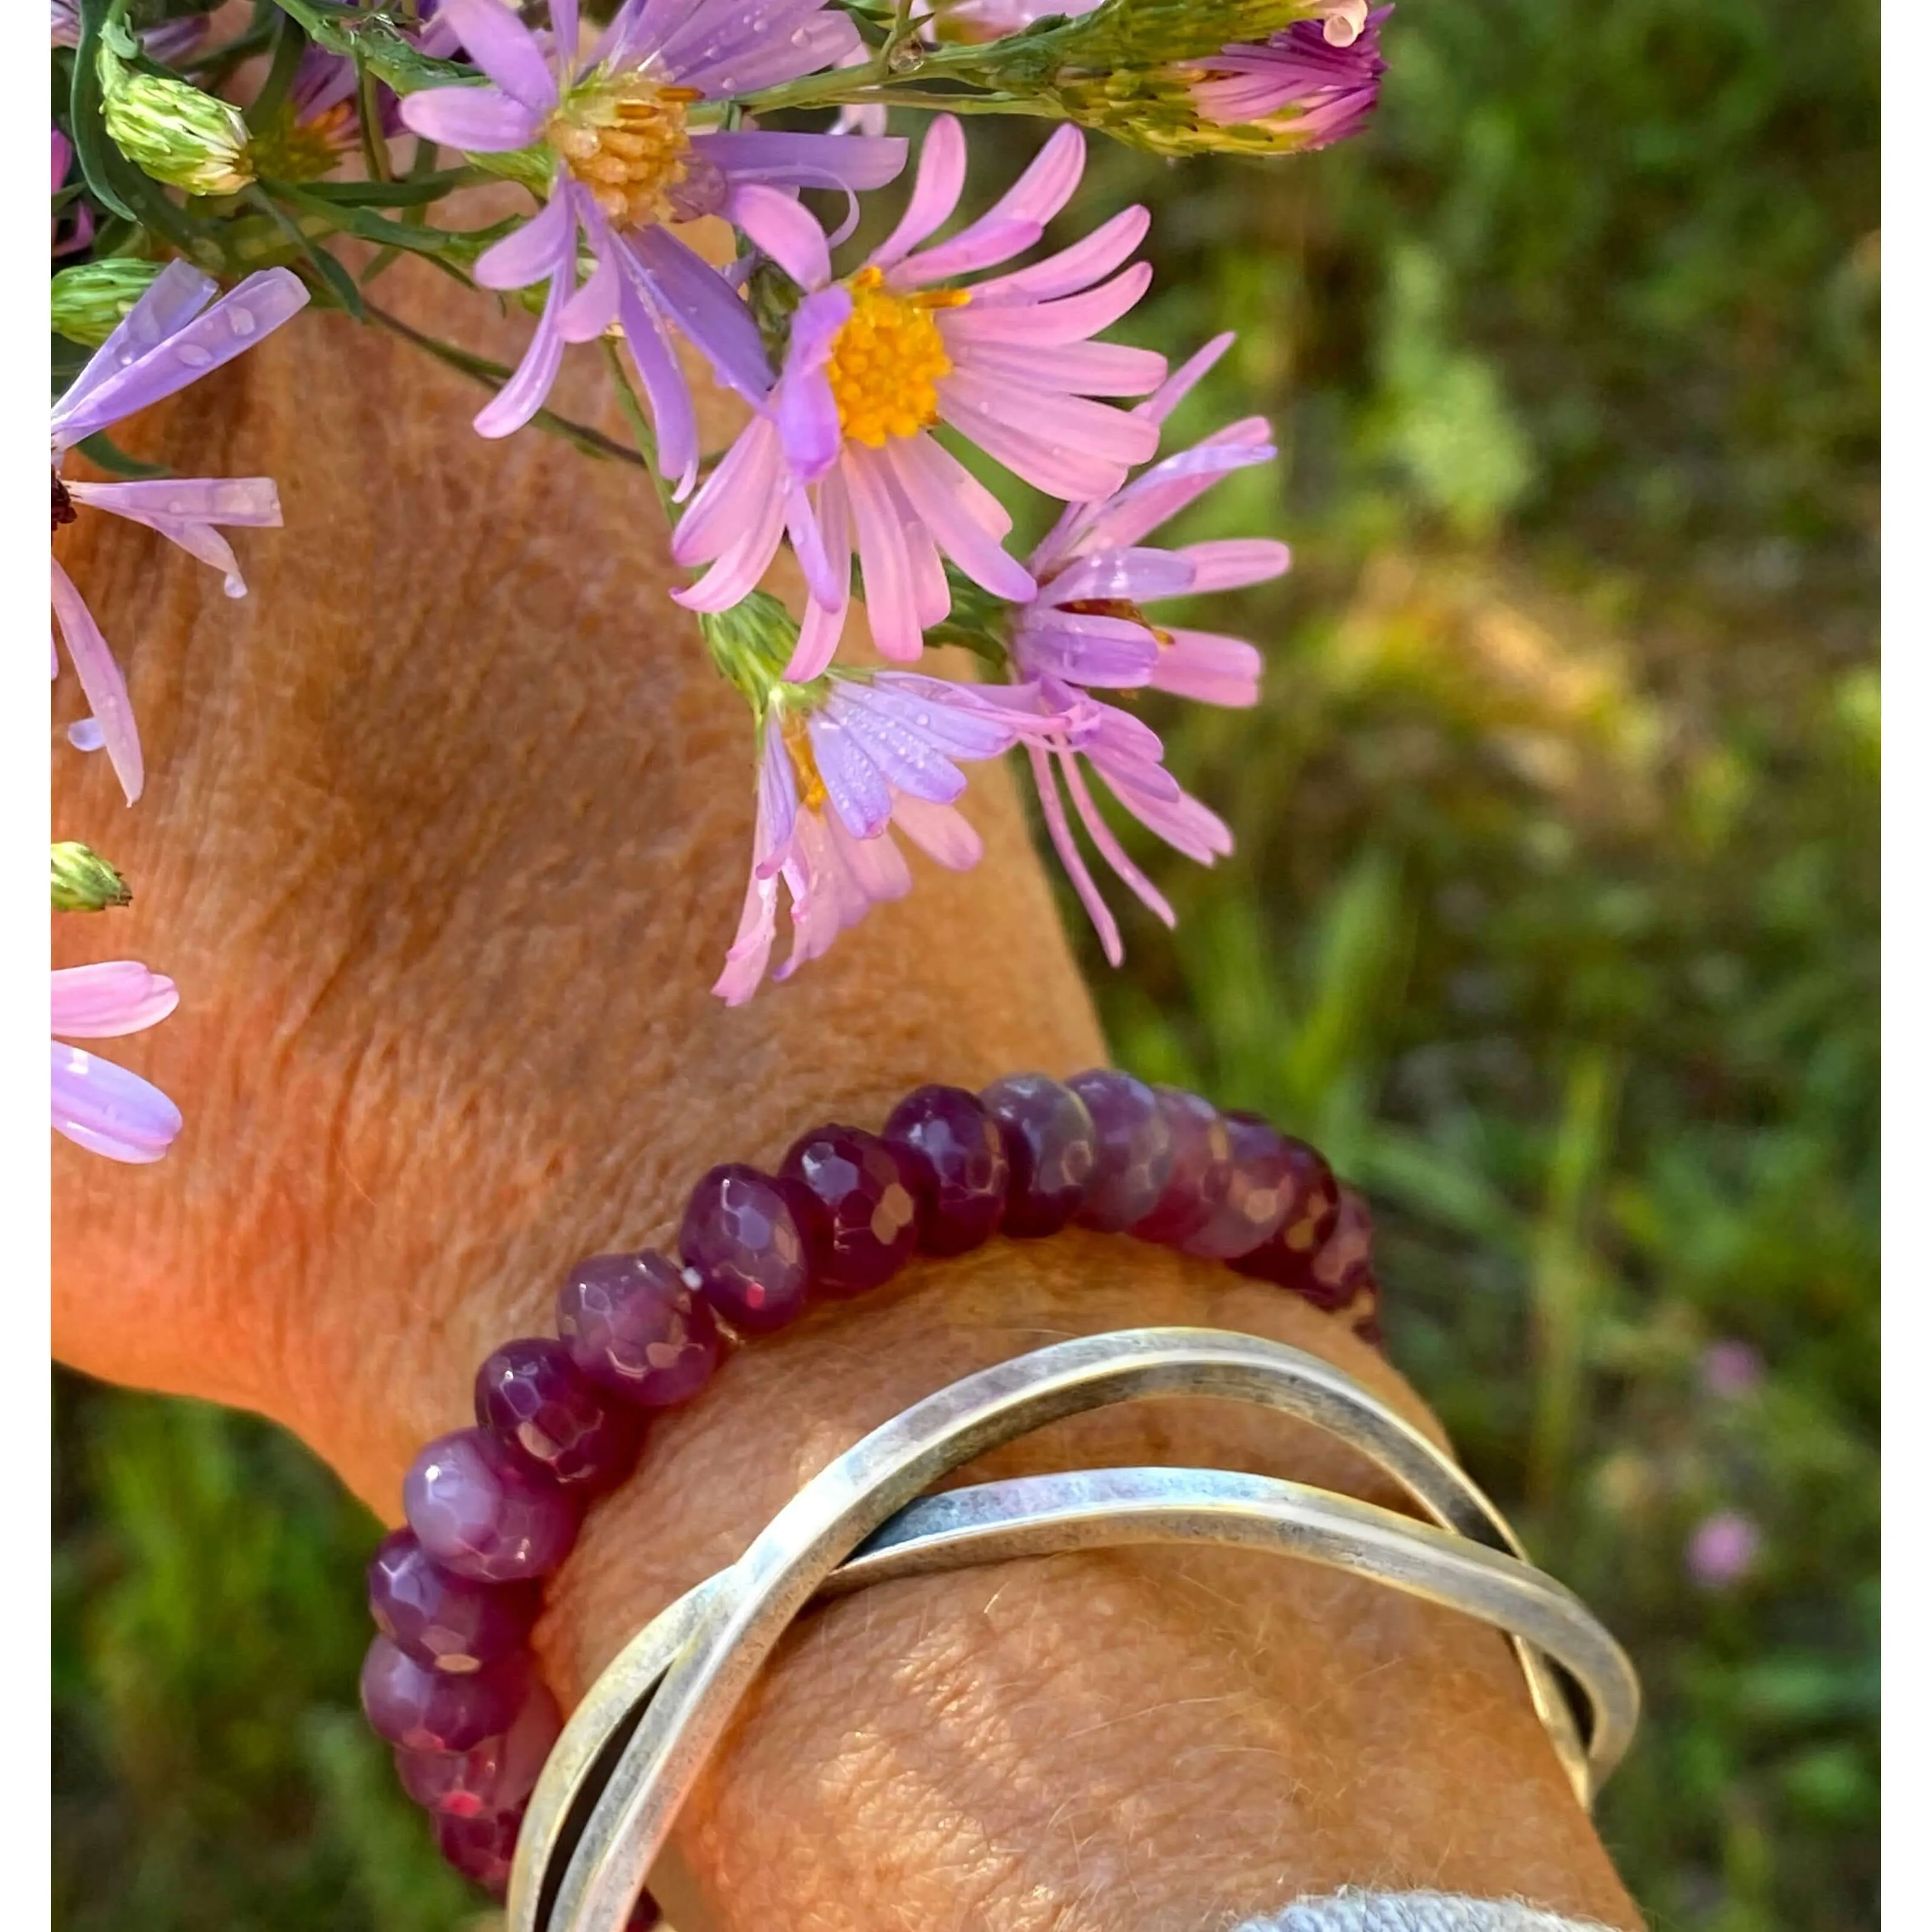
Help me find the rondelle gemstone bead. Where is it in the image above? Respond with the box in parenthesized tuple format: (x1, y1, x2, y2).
(475, 1336, 640, 1489)
(367, 1528, 540, 1675)
(404, 1428, 580, 1583)
(1303, 1183, 1376, 1313)
(1229, 1137, 1342, 1289)
(435, 1799, 526, 1896)
(1069, 1069, 1177, 1233)
(780, 1124, 920, 1298)
(1178, 1111, 1296, 1260)
(981, 1074, 1099, 1238)
(677, 1163, 813, 1333)
(1128, 1088, 1234, 1246)
(557, 1249, 721, 1407)
(882, 1083, 1010, 1255)
(360, 1634, 527, 1753)
(395, 1683, 561, 1819)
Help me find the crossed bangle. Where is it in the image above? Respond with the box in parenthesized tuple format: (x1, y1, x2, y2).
(508, 1326, 1641, 1932)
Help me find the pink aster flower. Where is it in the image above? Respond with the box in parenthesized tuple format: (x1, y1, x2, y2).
(1686, 1510, 1761, 1591)
(51, 261, 309, 804)
(51, 128, 92, 258)
(1188, 7, 1390, 146)
(714, 669, 1060, 1003)
(1008, 334, 1289, 962)
(52, 961, 182, 1163)
(399, 0, 904, 492)
(672, 115, 1166, 671)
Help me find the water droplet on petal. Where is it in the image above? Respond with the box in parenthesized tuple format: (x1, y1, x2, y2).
(176, 343, 213, 369)
(229, 306, 257, 337)
(223, 574, 246, 599)
(68, 716, 105, 753)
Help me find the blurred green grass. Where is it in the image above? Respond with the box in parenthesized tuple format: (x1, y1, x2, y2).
(53, 0, 1877, 1925)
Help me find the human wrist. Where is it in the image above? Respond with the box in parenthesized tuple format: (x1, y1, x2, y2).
(531, 1240, 1638, 1932)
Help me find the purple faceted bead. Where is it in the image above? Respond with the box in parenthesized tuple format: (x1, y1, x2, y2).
(404, 1427, 580, 1583)
(1229, 1137, 1342, 1289)
(367, 1528, 539, 1675)
(475, 1336, 640, 1490)
(882, 1083, 1010, 1255)
(436, 1799, 526, 1896)
(678, 1163, 813, 1334)
(557, 1249, 722, 1407)
(1302, 1183, 1376, 1313)
(395, 1683, 561, 1819)
(780, 1124, 920, 1298)
(1068, 1070, 1176, 1233)
(1129, 1088, 1234, 1246)
(360, 1634, 526, 1753)
(1179, 1112, 1296, 1260)
(981, 1074, 1099, 1238)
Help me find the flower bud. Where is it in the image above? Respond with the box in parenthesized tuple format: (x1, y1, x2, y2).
(97, 39, 255, 197)
(49, 258, 166, 347)
(700, 591, 804, 706)
(51, 842, 133, 913)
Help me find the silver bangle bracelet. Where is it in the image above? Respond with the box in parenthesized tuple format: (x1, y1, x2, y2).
(510, 1326, 1640, 1932)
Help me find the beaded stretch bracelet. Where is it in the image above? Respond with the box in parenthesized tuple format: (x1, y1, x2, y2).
(360, 1071, 1384, 1902)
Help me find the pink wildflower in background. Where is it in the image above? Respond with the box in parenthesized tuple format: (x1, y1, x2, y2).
(51, 962, 182, 1163)
(675, 115, 1165, 669)
(715, 671, 1060, 1002)
(399, 0, 904, 490)
(1010, 335, 1290, 961)
(51, 263, 309, 804)
(51, 128, 91, 258)
(1686, 1510, 1761, 1591)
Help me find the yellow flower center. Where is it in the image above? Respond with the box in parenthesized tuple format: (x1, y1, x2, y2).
(547, 77, 698, 231)
(826, 267, 968, 448)
(780, 709, 829, 812)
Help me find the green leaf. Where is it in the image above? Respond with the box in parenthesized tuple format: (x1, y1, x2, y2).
(263, 179, 480, 263)
(74, 432, 172, 480)
(290, 169, 481, 208)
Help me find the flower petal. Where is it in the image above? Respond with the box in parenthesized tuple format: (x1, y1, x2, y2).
(51, 961, 180, 1037)
(614, 276, 700, 497)
(969, 206, 1149, 306)
(473, 185, 574, 291)
(398, 81, 544, 151)
(873, 114, 965, 269)
(1149, 628, 1264, 707)
(1139, 332, 1237, 426)
(944, 262, 1152, 347)
(807, 710, 896, 840)
(473, 269, 573, 438)
(844, 448, 924, 660)
(884, 433, 1035, 602)
(891, 793, 985, 871)
(784, 469, 853, 680)
(436, 0, 560, 112)
(51, 259, 215, 431)
(939, 372, 1157, 501)
(1174, 537, 1292, 593)
(52, 1043, 182, 1164)
(1027, 744, 1122, 965)
(732, 183, 832, 304)
(897, 123, 1086, 286)
(48, 559, 140, 804)
(622, 226, 770, 401)
(52, 269, 309, 448)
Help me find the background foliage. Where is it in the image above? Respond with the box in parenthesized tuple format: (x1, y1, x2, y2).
(52, 0, 1879, 1925)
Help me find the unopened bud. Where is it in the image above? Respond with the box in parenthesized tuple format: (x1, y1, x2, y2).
(700, 590, 804, 706)
(49, 258, 166, 347)
(51, 842, 132, 913)
(98, 38, 255, 197)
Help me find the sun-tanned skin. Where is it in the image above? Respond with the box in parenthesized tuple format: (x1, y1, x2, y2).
(51, 254, 1642, 1932)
